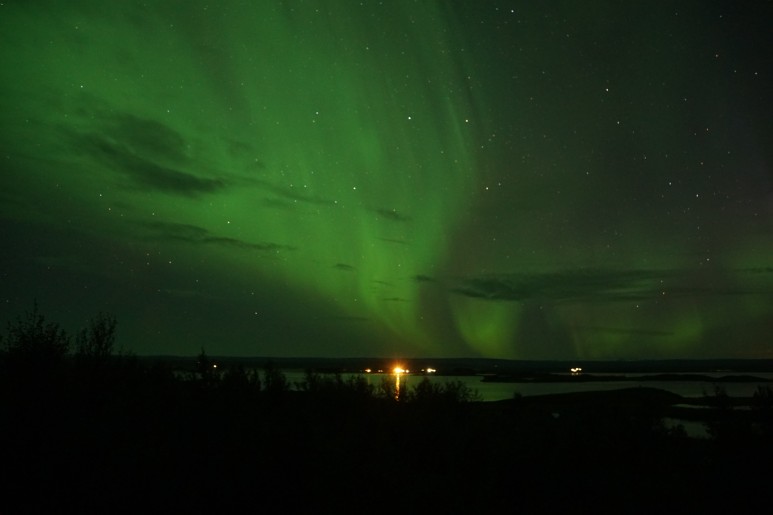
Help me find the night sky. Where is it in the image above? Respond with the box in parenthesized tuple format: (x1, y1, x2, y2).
(1, 1, 771, 359)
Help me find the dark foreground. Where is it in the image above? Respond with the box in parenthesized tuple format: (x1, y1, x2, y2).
(3, 356, 773, 514)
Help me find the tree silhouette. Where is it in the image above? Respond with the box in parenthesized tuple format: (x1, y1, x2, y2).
(222, 363, 262, 397)
(75, 312, 117, 368)
(408, 376, 481, 403)
(262, 360, 289, 395)
(752, 385, 773, 436)
(4, 301, 70, 372)
(410, 376, 443, 403)
(377, 375, 398, 401)
(195, 348, 220, 385)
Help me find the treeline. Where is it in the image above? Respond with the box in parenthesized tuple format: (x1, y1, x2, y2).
(0, 302, 479, 405)
(192, 348, 482, 404)
(0, 305, 487, 511)
(1, 305, 772, 513)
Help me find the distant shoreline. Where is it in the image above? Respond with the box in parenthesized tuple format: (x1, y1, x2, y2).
(481, 372, 773, 384)
(135, 355, 773, 375)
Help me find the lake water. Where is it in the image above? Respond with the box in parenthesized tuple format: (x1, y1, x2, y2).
(282, 371, 773, 402)
(280, 371, 773, 438)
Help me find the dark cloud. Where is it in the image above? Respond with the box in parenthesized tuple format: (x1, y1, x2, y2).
(374, 208, 411, 222)
(136, 220, 295, 252)
(80, 132, 224, 196)
(119, 158, 222, 195)
(415, 274, 435, 283)
(249, 179, 336, 207)
(452, 267, 773, 304)
(61, 111, 225, 197)
(381, 297, 407, 302)
(108, 114, 190, 164)
(378, 237, 409, 245)
(334, 263, 356, 271)
(451, 269, 675, 303)
(227, 139, 266, 170)
(204, 236, 294, 252)
(577, 326, 675, 337)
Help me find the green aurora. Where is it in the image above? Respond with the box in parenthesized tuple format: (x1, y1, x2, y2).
(1, 1, 772, 359)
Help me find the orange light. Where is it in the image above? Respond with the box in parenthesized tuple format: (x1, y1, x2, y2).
(393, 367, 405, 374)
